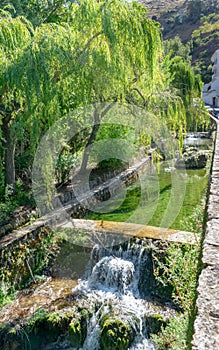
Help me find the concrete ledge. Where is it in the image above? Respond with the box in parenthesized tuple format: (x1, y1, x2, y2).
(62, 218, 197, 244)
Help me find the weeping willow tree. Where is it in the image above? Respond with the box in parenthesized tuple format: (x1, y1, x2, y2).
(0, 0, 208, 195)
(0, 9, 80, 191)
(135, 54, 209, 150)
(169, 56, 209, 131)
(65, 0, 163, 171)
(0, 11, 33, 191)
(0, 0, 71, 26)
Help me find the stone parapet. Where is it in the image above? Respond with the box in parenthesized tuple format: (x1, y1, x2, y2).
(192, 121, 219, 349)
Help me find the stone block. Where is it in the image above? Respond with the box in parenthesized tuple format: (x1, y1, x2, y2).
(192, 266, 219, 350)
(205, 219, 219, 245)
(202, 243, 219, 265)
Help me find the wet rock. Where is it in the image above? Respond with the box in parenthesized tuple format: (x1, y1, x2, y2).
(0, 307, 90, 350)
(145, 313, 166, 336)
(100, 317, 134, 350)
(0, 326, 22, 350)
(175, 149, 210, 169)
(68, 311, 87, 348)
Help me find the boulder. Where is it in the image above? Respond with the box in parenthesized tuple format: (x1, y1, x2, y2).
(175, 149, 210, 169)
(100, 317, 134, 350)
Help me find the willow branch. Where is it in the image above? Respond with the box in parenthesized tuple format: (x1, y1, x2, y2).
(78, 31, 104, 63)
(100, 99, 117, 119)
(132, 87, 147, 107)
(42, 0, 65, 24)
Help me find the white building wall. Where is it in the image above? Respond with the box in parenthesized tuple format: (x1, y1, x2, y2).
(202, 49, 219, 107)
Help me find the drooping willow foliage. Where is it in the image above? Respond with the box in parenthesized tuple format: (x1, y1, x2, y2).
(0, 0, 209, 194)
(168, 56, 208, 130)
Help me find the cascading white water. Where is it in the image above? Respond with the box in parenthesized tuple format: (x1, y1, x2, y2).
(72, 241, 157, 350)
(89, 256, 135, 292)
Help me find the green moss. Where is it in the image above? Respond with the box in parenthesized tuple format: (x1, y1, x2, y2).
(23, 310, 72, 349)
(68, 313, 87, 348)
(100, 318, 134, 350)
(0, 306, 91, 350)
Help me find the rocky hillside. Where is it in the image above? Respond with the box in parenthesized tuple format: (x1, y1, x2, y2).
(138, 0, 219, 82)
(137, 0, 187, 19)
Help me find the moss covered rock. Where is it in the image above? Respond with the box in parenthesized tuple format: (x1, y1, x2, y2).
(0, 308, 89, 350)
(145, 313, 166, 337)
(175, 150, 210, 169)
(100, 317, 134, 350)
(68, 312, 87, 348)
(1, 328, 21, 350)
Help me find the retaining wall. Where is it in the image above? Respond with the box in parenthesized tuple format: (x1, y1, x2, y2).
(192, 122, 219, 349)
(0, 158, 150, 249)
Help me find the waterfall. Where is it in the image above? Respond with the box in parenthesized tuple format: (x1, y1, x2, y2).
(72, 240, 156, 350)
(89, 256, 135, 293)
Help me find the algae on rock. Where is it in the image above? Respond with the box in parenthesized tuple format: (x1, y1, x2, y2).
(100, 317, 134, 350)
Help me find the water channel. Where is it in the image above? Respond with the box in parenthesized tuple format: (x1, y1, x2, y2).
(0, 136, 213, 350)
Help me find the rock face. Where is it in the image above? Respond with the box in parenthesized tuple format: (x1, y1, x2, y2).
(175, 148, 210, 169)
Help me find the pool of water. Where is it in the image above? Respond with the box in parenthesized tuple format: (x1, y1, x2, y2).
(184, 135, 212, 148)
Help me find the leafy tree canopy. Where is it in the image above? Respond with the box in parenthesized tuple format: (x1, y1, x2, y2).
(0, 0, 209, 195)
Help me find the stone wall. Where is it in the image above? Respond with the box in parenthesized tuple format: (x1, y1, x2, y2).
(0, 158, 150, 248)
(0, 158, 150, 239)
(0, 206, 37, 238)
(192, 122, 219, 349)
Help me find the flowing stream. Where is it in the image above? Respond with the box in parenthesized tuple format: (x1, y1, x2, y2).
(45, 240, 176, 350)
(77, 243, 155, 350)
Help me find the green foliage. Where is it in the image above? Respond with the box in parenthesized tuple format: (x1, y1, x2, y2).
(154, 243, 200, 311)
(168, 56, 208, 130)
(55, 148, 78, 184)
(0, 280, 15, 306)
(0, 180, 33, 222)
(0, 0, 208, 202)
(151, 312, 189, 350)
(91, 123, 135, 168)
(164, 36, 191, 61)
(151, 202, 205, 350)
(186, 0, 219, 24)
(0, 0, 71, 26)
(0, 228, 57, 306)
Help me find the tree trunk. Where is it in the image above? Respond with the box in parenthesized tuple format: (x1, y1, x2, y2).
(2, 120, 16, 192)
(79, 102, 117, 173)
(80, 107, 100, 173)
